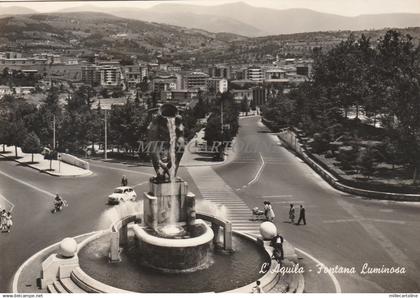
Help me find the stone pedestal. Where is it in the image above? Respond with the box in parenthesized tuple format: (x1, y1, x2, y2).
(144, 178, 190, 228)
(41, 254, 79, 289)
(109, 231, 121, 263)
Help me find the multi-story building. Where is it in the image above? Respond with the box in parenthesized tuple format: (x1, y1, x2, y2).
(245, 66, 264, 82)
(81, 65, 100, 86)
(99, 65, 121, 88)
(207, 78, 228, 94)
(171, 90, 199, 103)
(123, 65, 143, 89)
(152, 75, 178, 93)
(208, 65, 231, 79)
(265, 69, 287, 80)
(252, 87, 267, 106)
(0, 56, 48, 72)
(232, 89, 253, 104)
(183, 72, 209, 91)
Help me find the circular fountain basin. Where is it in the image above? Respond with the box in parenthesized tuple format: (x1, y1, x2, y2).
(132, 219, 214, 272)
(78, 231, 268, 293)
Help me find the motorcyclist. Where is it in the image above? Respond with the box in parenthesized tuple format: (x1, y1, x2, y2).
(54, 194, 64, 210)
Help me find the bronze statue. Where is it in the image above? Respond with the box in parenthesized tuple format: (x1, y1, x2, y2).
(148, 103, 185, 182)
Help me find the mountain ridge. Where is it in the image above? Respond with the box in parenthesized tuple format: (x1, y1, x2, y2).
(6, 2, 420, 36)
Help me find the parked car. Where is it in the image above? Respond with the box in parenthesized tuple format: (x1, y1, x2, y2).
(108, 186, 137, 205)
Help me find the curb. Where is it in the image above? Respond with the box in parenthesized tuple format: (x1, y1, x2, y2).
(0, 153, 93, 178)
(276, 130, 420, 202)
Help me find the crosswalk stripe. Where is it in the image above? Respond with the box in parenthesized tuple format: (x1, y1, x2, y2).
(188, 166, 262, 237)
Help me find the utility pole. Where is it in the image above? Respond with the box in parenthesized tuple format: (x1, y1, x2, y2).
(104, 109, 108, 160)
(221, 99, 224, 137)
(53, 114, 56, 150)
(220, 98, 224, 161)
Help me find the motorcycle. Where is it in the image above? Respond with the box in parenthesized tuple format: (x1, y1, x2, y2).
(51, 200, 68, 213)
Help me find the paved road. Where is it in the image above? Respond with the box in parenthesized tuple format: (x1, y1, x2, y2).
(214, 116, 420, 292)
(0, 157, 202, 292)
(1, 116, 420, 293)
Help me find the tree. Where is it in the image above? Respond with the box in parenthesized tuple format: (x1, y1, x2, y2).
(205, 92, 239, 147)
(0, 119, 10, 153)
(240, 96, 250, 116)
(376, 31, 420, 184)
(357, 148, 377, 179)
(22, 132, 41, 163)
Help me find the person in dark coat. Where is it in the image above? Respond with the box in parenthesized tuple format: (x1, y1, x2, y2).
(297, 204, 306, 225)
(121, 175, 128, 186)
(270, 233, 284, 263)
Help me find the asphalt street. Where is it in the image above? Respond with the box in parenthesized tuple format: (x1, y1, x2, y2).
(0, 116, 419, 293)
(214, 116, 420, 292)
(0, 157, 201, 292)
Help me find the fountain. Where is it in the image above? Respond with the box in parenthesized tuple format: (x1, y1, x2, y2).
(33, 103, 273, 293)
(131, 103, 214, 272)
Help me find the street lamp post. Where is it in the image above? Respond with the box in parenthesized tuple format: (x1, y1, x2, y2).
(104, 109, 108, 160)
(220, 98, 225, 161)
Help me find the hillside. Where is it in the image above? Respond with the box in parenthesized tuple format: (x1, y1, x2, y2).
(53, 2, 420, 37)
(0, 12, 246, 62)
(0, 12, 419, 66)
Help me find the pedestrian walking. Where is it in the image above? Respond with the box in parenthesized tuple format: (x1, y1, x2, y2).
(251, 280, 264, 293)
(289, 204, 295, 224)
(265, 202, 275, 222)
(5, 212, 12, 232)
(121, 175, 128, 186)
(297, 205, 306, 225)
(0, 209, 6, 232)
(263, 201, 269, 218)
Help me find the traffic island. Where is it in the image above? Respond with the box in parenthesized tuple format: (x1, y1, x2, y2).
(0, 145, 92, 178)
(274, 128, 420, 202)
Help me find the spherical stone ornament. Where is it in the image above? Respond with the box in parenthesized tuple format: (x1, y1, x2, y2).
(259, 222, 277, 240)
(59, 237, 78, 258)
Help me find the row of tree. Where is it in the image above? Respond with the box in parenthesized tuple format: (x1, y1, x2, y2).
(0, 85, 222, 161)
(262, 30, 420, 183)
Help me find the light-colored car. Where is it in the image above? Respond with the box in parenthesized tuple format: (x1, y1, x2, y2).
(108, 186, 137, 205)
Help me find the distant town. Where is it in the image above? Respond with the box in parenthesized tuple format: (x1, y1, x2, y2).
(0, 49, 313, 108)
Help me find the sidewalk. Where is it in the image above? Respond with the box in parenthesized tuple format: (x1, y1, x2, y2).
(0, 145, 92, 177)
(180, 129, 237, 167)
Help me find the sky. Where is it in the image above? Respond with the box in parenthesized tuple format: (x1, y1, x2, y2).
(1, 0, 420, 16)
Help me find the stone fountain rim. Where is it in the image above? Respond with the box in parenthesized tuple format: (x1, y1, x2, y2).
(132, 219, 214, 248)
(75, 229, 275, 293)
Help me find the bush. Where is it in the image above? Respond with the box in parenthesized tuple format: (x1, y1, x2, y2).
(357, 148, 376, 178)
(337, 146, 357, 170)
(311, 132, 330, 154)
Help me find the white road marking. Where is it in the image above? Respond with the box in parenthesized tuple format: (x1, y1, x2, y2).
(246, 152, 265, 186)
(323, 218, 406, 225)
(0, 169, 55, 198)
(188, 166, 261, 235)
(295, 247, 342, 293)
(379, 209, 393, 213)
(133, 181, 148, 188)
(259, 195, 293, 198)
(0, 193, 15, 212)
